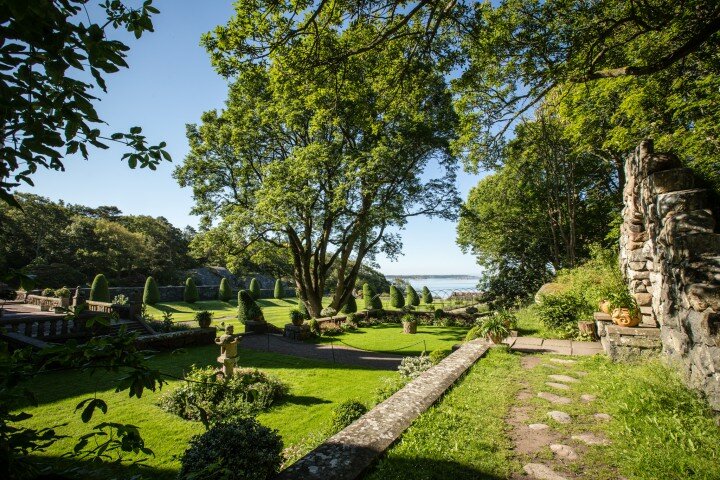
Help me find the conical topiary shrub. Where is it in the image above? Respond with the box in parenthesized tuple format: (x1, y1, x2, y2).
(273, 279, 284, 299)
(218, 278, 232, 302)
(143, 276, 160, 305)
(363, 283, 383, 310)
(249, 278, 261, 299)
(184, 277, 199, 303)
(422, 286, 433, 304)
(389, 285, 405, 309)
(406, 285, 420, 307)
(238, 289, 263, 324)
(89, 274, 110, 302)
(298, 298, 310, 319)
(341, 295, 357, 314)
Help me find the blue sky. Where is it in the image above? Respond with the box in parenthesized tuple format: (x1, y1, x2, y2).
(16, 1, 486, 276)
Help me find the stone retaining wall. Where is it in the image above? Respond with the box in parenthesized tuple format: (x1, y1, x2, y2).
(620, 140, 720, 408)
(73, 286, 295, 303)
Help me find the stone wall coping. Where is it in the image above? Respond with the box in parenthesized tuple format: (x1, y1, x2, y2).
(606, 324, 661, 337)
(593, 312, 612, 322)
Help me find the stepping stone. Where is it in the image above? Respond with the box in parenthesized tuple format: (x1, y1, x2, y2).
(538, 392, 572, 404)
(528, 423, 550, 430)
(580, 394, 596, 402)
(548, 374, 579, 383)
(594, 413, 612, 422)
(575, 371, 588, 377)
(546, 381, 570, 390)
(549, 358, 576, 365)
(547, 410, 572, 424)
(523, 463, 569, 480)
(572, 433, 611, 446)
(550, 443, 578, 460)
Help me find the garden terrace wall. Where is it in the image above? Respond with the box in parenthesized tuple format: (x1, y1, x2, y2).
(134, 328, 217, 350)
(619, 140, 720, 409)
(71, 286, 295, 302)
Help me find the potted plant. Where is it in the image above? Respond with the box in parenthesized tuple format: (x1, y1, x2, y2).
(607, 288, 640, 327)
(478, 315, 510, 344)
(195, 310, 213, 328)
(401, 313, 417, 334)
(289, 309, 305, 327)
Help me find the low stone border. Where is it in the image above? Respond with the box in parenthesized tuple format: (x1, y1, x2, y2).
(134, 328, 216, 350)
(276, 339, 491, 480)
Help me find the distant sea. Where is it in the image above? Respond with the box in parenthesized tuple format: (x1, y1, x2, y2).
(385, 276, 481, 296)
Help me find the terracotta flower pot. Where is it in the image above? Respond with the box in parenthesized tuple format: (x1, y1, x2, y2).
(402, 320, 417, 334)
(291, 317, 304, 327)
(598, 299, 611, 314)
(488, 333, 505, 344)
(611, 308, 640, 328)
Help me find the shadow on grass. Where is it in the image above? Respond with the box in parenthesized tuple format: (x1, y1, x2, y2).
(282, 394, 332, 407)
(30, 454, 178, 480)
(364, 456, 506, 480)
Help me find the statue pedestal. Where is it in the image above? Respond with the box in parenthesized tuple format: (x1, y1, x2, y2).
(244, 320, 269, 334)
(217, 355, 237, 379)
(284, 323, 310, 340)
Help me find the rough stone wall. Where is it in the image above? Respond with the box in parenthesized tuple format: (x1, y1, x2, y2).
(620, 139, 720, 409)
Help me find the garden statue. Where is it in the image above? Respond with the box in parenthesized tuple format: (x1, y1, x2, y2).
(215, 325, 240, 379)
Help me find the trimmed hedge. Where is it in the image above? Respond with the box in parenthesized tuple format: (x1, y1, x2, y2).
(363, 283, 383, 310)
(218, 278, 232, 302)
(389, 285, 405, 308)
(89, 274, 110, 302)
(405, 284, 420, 307)
(143, 276, 160, 305)
(249, 278, 261, 299)
(238, 289, 263, 324)
(273, 279, 284, 299)
(184, 277, 199, 304)
(341, 295, 357, 314)
(422, 286, 433, 304)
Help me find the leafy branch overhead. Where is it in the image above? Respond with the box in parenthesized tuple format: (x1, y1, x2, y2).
(0, 0, 171, 205)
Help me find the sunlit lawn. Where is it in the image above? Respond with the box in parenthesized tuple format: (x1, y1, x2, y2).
(19, 345, 389, 479)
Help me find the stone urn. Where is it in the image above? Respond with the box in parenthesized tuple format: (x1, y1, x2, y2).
(402, 320, 417, 334)
(611, 308, 640, 328)
(598, 299, 611, 314)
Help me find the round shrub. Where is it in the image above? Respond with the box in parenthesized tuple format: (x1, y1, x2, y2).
(249, 278, 261, 299)
(54, 286, 71, 298)
(405, 285, 420, 307)
(41, 287, 55, 297)
(389, 285, 405, 309)
(143, 276, 160, 305)
(195, 310, 213, 328)
(273, 279, 284, 299)
(288, 309, 304, 326)
(465, 306, 478, 314)
(184, 277, 199, 304)
(218, 278, 232, 302)
(238, 290, 263, 324)
(398, 355, 434, 379)
(308, 318, 321, 336)
(341, 295, 357, 314)
(178, 417, 283, 480)
(89, 274, 110, 302)
(422, 286, 433, 304)
(330, 399, 368, 433)
(537, 291, 588, 331)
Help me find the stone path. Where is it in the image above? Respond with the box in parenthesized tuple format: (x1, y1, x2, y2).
(239, 333, 404, 370)
(504, 336, 604, 356)
(507, 355, 613, 480)
(276, 340, 491, 480)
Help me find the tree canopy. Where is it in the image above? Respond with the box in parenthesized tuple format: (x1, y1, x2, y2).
(177, 18, 459, 316)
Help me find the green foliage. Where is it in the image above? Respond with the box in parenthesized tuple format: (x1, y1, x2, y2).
(41, 287, 54, 297)
(159, 366, 288, 425)
(494, 310, 518, 330)
(54, 286, 71, 298)
(330, 399, 368, 433)
(273, 279, 284, 299)
(288, 309, 304, 325)
(89, 274, 110, 302)
(421, 286, 433, 304)
(308, 319, 321, 336)
(0, 0, 169, 205)
(249, 278, 261, 300)
(363, 283, 382, 310)
(476, 315, 511, 342)
(178, 417, 283, 480)
(429, 349, 450, 365)
(184, 277, 199, 304)
(405, 285, 420, 307)
(398, 355, 434, 380)
(112, 294, 129, 305)
(218, 278, 232, 302)
(195, 311, 213, 328)
(389, 285, 405, 309)
(341, 295, 357, 314)
(374, 376, 409, 404)
(297, 299, 311, 320)
(536, 292, 588, 336)
(433, 308, 445, 321)
(143, 276, 160, 305)
(238, 290, 263, 324)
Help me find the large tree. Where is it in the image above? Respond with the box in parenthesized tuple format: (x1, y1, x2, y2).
(177, 22, 459, 317)
(0, 0, 170, 206)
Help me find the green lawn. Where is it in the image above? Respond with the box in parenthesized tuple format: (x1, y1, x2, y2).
(315, 323, 470, 356)
(366, 347, 523, 479)
(18, 345, 390, 479)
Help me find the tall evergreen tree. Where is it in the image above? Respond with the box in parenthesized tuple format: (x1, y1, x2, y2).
(273, 279, 284, 299)
(89, 274, 110, 303)
(405, 285, 420, 307)
(249, 278, 261, 299)
(389, 285, 405, 309)
(184, 277, 199, 303)
(143, 276, 160, 305)
(218, 277, 232, 302)
(422, 286, 433, 305)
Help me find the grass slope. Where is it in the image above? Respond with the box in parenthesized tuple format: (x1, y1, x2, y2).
(18, 345, 389, 479)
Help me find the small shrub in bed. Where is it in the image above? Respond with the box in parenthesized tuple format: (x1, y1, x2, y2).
(184, 277, 199, 303)
(41, 287, 55, 297)
(143, 276, 160, 305)
(537, 291, 587, 334)
(195, 310, 213, 328)
(308, 318, 321, 336)
(54, 286, 71, 298)
(158, 366, 289, 423)
(374, 375, 409, 403)
(297, 299, 311, 319)
(178, 417, 283, 480)
(429, 348, 451, 364)
(398, 355, 434, 379)
(330, 399, 368, 433)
